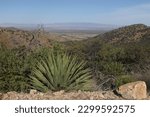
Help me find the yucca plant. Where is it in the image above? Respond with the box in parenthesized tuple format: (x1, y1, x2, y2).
(30, 51, 92, 92)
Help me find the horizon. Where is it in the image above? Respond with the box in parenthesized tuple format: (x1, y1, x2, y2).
(0, 0, 150, 25)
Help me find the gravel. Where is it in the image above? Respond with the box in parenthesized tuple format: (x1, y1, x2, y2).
(0, 90, 122, 100)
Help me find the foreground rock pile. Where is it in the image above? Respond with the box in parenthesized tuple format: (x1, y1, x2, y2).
(0, 81, 149, 100)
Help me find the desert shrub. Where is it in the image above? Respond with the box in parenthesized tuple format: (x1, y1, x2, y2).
(52, 41, 66, 54)
(122, 43, 150, 73)
(102, 62, 125, 76)
(86, 43, 127, 76)
(98, 44, 125, 62)
(64, 41, 87, 62)
(115, 75, 136, 88)
(0, 41, 69, 93)
(66, 39, 150, 74)
(30, 51, 93, 92)
(0, 46, 30, 92)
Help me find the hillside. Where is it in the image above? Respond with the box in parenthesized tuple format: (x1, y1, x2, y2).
(0, 27, 99, 49)
(64, 24, 150, 84)
(0, 27, 44, 49)
(2, 24, 149, 49)
(94, 24, 150, 43)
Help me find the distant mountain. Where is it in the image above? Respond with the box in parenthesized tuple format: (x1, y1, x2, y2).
(44, 23, 117, 31)
(0, 23, 118, 32)
(94, 24, 150, 43)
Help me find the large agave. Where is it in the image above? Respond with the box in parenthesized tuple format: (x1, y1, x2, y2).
(30, 51, 92, 92)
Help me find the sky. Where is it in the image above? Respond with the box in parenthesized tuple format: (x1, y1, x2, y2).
(0, 0, 150, 25)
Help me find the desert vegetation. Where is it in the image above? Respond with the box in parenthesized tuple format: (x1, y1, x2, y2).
(0, 24, 150, 94)
(30, 50, 93, 92)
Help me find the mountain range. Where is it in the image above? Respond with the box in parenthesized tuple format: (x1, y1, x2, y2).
(0, 23, 117, 31)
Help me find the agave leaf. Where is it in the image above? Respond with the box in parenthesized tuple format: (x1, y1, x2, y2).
(30, 51, 93, 92)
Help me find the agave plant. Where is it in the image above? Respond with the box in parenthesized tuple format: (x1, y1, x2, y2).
(30, 51, 92, 92)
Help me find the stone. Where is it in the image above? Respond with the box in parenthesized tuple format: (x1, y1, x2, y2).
(2, 92, 18, 100)
(0, 93, 3, 100)
(30, 89, 38, 95)
(53, 90, 65, 96)
(38, 92, 44, 96)
(7, 91, 17, 95)
(117, 81, 147, 99)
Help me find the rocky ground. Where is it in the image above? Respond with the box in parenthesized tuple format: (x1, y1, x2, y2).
(0, 81, 149, 100)
(0, 90, 122, 100)
(0, 90, 149, 100)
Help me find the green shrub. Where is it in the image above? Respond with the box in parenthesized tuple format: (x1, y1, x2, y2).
(122, 43, 150, 73)
(103, 62, 125, 76)
(64, 39, 150, 76)
(99, 44, 125, 62)
(115, 75, 136, 87)
(0, 46, 29, 92)
(30, 51, 93, 92)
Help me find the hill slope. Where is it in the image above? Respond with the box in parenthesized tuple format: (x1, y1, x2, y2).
(0, 27, 44, 49)
(94, 24, 150, 43)
(0, 27, 99, 49)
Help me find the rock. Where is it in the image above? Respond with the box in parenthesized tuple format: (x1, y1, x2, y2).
(117, 81, 147, 99)
(2, 91, 19, 100)
(0, 93, 3, 99)
(78, 90, 82, 93)
(38, 92, 44, 96)
(30, 89, 38, 95)
(53, 90, 65, 96)
(7, 91, 17, 95)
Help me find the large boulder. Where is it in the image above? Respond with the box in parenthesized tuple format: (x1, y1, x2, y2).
(117, 81, 147, 99)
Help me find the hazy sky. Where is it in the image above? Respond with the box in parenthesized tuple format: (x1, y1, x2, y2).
(0, 0, 150, 25)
